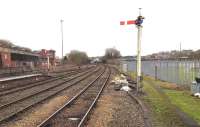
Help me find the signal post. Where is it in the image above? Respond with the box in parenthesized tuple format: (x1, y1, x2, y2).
(120, 8, 144, 93)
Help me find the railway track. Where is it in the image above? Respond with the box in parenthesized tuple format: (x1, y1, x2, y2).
(0, 66, 92, 93)
(0, 66, 94, 96)
(50, 66, 83, 74)
(0, 66, 102, 124)
(37, 66, 110, 127)
(0, 67, 97, 108)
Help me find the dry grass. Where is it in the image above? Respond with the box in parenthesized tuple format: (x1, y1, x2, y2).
(145, 76, 184, 90)
(86, 73, 145, 127)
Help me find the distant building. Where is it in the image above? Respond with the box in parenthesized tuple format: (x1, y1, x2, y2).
(0, 40, 39, 69)
(34, 49, 56, 69)
(143, 49, 195, 60)
(181, 50, 193, 56)
(0, 40, 56, 70)
(90, 58, 101, 63)
(55, 56, 61, 66)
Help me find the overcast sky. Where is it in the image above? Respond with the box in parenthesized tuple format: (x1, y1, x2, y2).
(0, 0, 200, 57)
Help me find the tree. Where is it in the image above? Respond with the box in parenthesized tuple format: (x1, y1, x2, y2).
(67, 50, 89, 65)
(104, 48, 121, 59)
(0, 39, 13, 47)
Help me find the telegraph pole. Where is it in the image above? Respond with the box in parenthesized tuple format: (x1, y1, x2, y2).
(60, 19, 64, 61)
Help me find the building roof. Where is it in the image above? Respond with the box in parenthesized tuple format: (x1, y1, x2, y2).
(0, 39, 39, 56)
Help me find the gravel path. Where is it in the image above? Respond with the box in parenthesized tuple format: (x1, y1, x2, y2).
(86, 68, 145, 127)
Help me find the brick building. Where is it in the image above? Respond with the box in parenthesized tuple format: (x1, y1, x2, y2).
(0, 40, 56, 70)
(34, 49, 56, 69)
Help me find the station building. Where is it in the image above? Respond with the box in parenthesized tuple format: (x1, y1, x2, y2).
(34, 49, 56, 69)
(0, 40, 56, 70)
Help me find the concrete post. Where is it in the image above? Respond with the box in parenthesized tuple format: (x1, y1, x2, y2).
(155, 65, 158, 80)
(136, 25, 142, 92)
(60, 20, 64, 62)
(47, 56, 50, 71)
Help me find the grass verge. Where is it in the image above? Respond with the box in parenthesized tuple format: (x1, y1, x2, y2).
(142, 79, 186, 127)
(145, 76, 200, 125)
(127, 72, 185, 126)
(164, 89, 200, 125)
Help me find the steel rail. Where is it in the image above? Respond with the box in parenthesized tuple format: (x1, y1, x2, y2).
(50, 66, 83, 74)
(0, 67, 98, 109)
(78, 67, 111, 127)
(37, 66, 107, 127)
(0, 67, 94, 96)
(0, 66, 102, 123)
(0, 67, 90, 92)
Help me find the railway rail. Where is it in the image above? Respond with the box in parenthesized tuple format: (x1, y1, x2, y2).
(0, 66, 94, 96)
(0, 66, 91, 84)
(37, 66, 110, 127)
(50, 66, 84, 74)
(0, 66, 102, 124)
(0, 67, 97, 108)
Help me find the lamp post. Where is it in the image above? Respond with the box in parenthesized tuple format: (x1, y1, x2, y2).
(60, 19, 64, 62)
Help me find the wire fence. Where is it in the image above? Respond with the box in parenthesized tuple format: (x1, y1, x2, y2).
(121, 59, 200, 86)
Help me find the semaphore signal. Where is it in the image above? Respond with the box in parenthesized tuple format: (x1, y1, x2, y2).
(120, 8, 144, 93)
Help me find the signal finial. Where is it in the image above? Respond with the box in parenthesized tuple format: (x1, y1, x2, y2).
(139, 8, 142, 16)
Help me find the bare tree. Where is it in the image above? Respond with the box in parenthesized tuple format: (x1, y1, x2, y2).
(104, 48, 121, 59)
(67, 50, 89, 65)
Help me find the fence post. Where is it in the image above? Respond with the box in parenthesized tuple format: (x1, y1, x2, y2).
(155, 65, 157, 80)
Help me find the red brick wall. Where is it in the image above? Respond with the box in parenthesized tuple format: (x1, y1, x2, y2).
(1, 52, 11, 67)
(11, 61, 17, 67)
(38, 49, 56, 67)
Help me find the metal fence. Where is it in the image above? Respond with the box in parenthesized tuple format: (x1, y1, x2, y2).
(121, 59, 200, 86)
